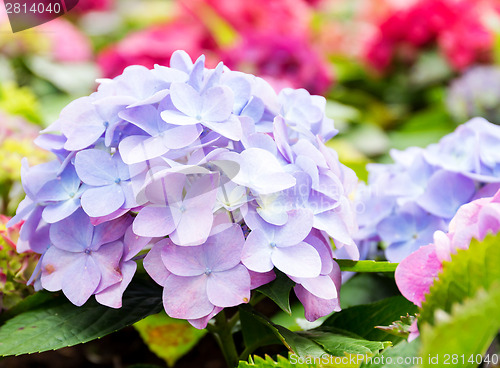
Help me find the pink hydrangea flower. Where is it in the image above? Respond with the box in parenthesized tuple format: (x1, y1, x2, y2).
(395, 188, 500, 339)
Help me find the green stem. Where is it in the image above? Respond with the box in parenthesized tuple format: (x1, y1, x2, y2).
(209, 311, 240, 368)
(336, 259, 399, 273)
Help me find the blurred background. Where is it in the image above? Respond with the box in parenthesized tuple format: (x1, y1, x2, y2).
(1, 0, 500, 366)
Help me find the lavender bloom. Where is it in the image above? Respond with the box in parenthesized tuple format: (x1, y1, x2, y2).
(242, 210, 321, 278)
(11, 50, 359, 326)
(146, 224, 250, 327)
(41, 210, 132, 306)
(75, 149, 136, 217)
(447, 66, 500, 124)
(133, 171, 219, 246)
(356, 118, 500, 262)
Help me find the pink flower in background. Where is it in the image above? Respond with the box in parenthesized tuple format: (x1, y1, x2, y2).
(396, 189, 500, 308)
(0, 13, 91, 63)
(38, 19, 92, 63)
(222, 33, 333, 95)
(181, 0, 312, 36)
(439, 17, 492, 71)
(72, 0, 114, 13)
(98, 20, 217, 78)
(364, 0, 493, 72)
(314, 0, 403, 60)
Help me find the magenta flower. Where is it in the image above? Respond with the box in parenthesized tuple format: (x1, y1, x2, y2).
(364, 0, 493, 72)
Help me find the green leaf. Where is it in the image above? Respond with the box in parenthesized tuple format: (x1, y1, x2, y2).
(134, 311, 206, 367)
(238, 354, 321, 368)
(239, 305, 281, 355)
(322, 296, 418, 344)
(299, 329, 391, 356)
(336, 260, 398, 273)
(256, 271, 294, 314)
(238, 353, 363, 367)
(0, 291, 57, 325)
(361, 339, 421, 368)
(421, 286, 500, 368)
(0, 276, 162, 356)
(375, 314, 417, 339)
(340, 274, 400, 309)
(240, 306, 388, 359)
(420, 232, 500, 325)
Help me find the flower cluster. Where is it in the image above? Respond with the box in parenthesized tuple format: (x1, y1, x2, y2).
(0, 215, 39, 312)
(395, 187, 500, 340)
(355, 117, 500, 262)
(364, 0, 492, 72)
(447, 66, 500, 125)
(11, 51, 358, 328)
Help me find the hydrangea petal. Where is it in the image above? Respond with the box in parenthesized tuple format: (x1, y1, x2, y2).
(241, 229, 274, 273)
(81, 185, 125, 217)
(161, 240, 205, 276)
(163, 274, 213, 320)
(188, 306, 223, 329)
(144, 241, 171, 286)
(206, 265, 250, 307)
(50, 209, 93, 252)
(95, 260, 137, 308)
(40, 246, 77, 291)
(418, 171, 476, 219)
(93, 240, 124, 293)
(273, 209, 314, 246)
(133, 206, 176, 237)
(205, 224, 245, 272)
(75, 149, 119, 186)
(61, 254, 100, 306)
(42, 198, 81, 224)
(272, 243, 321, 278)
(395, 244, 441, 307)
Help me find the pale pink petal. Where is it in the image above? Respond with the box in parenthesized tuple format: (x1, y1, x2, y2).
(206, 265, 251, 307)
(163, 274, 213, 320)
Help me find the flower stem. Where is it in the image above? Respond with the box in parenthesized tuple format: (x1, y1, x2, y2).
(209, 311, 240, 368)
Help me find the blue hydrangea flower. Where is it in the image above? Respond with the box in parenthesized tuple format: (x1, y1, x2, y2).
(356, 117, 500, 262)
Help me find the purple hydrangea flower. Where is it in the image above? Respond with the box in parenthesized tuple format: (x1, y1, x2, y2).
(11, 50, 359, 326)
(145, 224, 250, 327)
(41, 209, 133, 306)
(75, 149, 136, 217)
